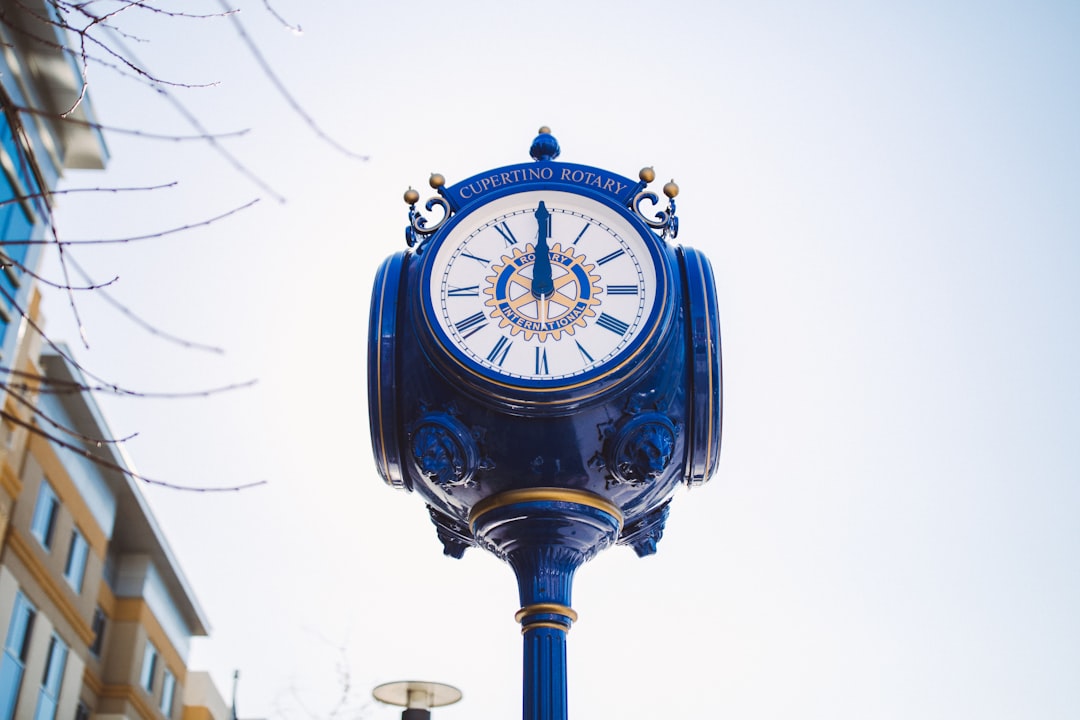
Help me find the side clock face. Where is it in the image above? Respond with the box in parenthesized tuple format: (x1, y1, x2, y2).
(422, 190, 668, 392)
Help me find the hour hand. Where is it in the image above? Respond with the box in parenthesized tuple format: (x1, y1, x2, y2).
(532, 201, 554, 298)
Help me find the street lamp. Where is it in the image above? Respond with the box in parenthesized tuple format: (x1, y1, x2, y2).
(372, 681, 462, 720)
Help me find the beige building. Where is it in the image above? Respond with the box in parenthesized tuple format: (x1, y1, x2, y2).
(1, 3, 231, 718)
(0, 307, 229, 720)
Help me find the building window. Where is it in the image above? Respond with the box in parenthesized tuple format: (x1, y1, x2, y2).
(89, 608, 106, 658)
(62, 529, 89, 592)
(33, 633, 67, 720)
(140, 642, 158, 693)
(0, 112, 37, 345)
(29, 481, 59, 550)
(160, 670, 175, 715)
(0, 592, 37, 720)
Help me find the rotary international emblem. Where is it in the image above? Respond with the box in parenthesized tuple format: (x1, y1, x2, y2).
(483, 243, 602, 343)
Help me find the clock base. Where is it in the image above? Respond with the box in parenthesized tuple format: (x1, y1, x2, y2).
(470, 488, 623, 720)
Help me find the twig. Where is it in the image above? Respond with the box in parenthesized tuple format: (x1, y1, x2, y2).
(1, 408, 266, 492)
(219, 0, 369, 161)
(2, 198, 259, 245)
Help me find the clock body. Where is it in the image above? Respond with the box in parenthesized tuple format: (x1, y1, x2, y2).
(417, 188, 676, 408)
(368, 152, 721, 558)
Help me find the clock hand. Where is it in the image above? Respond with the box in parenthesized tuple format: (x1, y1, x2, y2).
(532, 201, 555, 299)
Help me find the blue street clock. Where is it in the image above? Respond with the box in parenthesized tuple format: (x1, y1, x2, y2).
(368, 128, 722, 720)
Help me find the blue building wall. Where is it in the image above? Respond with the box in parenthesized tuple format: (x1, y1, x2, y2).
(0, 0, 108, 358)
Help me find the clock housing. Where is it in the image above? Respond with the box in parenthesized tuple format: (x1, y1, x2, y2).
(413, 171, 678, 409)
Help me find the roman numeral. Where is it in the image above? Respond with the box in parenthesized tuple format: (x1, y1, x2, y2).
(447, 285, 480, 297)
(460, 252, 489, 265)
(596, 313, 630, 336)
(487, 336, 512, 366)
(606, 285, 638, 296)
(596, 249, 625, 265)
(572, 223, 589, 245)
(535, 347, 549, 375)
(494, 222, 518, 246)
(575, 340, 594, 364)
(455, 312, 488, 339)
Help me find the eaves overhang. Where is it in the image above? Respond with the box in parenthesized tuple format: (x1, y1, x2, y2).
(39, 345, 210, 637)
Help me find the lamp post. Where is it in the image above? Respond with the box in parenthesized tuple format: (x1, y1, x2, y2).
(369, 129, 722, 720)
(373, 681, 462, 720)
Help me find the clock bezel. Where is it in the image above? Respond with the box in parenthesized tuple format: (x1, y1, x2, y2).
(415, 180, 677, 407)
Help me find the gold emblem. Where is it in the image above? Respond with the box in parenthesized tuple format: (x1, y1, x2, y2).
(483, 243, 602, 343)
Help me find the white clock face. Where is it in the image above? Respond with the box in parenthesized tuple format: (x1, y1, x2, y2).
(424, 190, 664, 386)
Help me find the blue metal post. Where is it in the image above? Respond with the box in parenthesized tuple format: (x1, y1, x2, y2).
(471, 489, 622, 720)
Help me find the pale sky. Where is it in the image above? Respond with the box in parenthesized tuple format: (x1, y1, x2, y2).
(41, 2, 1080, 719)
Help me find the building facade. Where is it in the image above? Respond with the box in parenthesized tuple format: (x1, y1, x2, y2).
(0, 0, 108, 356)
(0, 341, 228, 720)
(1, 4, 229, 720)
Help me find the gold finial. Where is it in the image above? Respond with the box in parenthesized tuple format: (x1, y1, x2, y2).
(404, 187, 419, 205)
(639, 166, 656, 183)
(429, 173, 445, 189)
(538, 126, 551, 135)
(663, 179, 679, 199)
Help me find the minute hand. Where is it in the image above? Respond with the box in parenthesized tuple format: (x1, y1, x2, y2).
(531, 201, 554, 298)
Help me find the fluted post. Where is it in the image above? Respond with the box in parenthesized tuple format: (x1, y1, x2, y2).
(470, 489, 622, 720)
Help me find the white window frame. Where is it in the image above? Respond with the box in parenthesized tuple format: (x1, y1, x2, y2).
(1, 592, 37, 720)
(160, 669, 176, 715)
(140, 642, 158, 694)
(29, 481, 59, 550)
(62, 528, 89, 592)
(33, 633, 67, 720)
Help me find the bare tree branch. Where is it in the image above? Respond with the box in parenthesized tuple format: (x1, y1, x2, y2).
(0, 252, 120, 291)
(3, 198, 259, 245)
(1, 407, 266, 492)
(66, 254, 226, 354)
(4, 381, 139, 444)
(260, 0, 302, 35)
(0, 181, 180, 208)
(1, 366, 257, 400)
(14, 104, 250, 140)
(95, 21, 290, 203)
(0, 282, 254, 401)
(218, 0, 369, 162)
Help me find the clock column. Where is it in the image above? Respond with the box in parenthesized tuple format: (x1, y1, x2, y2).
(470, 489, 622, 720)
(374, 128, 720, 720)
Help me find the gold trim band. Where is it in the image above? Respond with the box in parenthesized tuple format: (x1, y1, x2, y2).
(520, 621, 573, 635)
(469, 487, 623, 531)
(515, 602, 578, 624)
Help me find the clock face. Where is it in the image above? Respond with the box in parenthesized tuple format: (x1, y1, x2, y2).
(421, 190, 668, 391)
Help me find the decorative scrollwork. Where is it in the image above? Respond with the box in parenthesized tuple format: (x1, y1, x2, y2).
(632, 191, 679, 240)
(406, 195, 452, 253)
(630, 171, 679, 241)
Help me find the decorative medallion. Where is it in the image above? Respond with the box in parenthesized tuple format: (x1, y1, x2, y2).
(483, 240, 602, 343)
(409, 412, 481, 490)
(609, 412, 678, 486)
